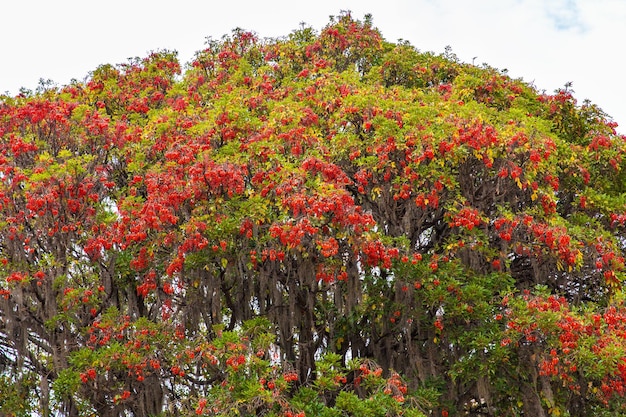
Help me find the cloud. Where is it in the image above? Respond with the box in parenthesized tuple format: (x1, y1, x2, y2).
(543, 0, 587, 32)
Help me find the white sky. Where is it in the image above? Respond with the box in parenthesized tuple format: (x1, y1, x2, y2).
(1, 0, 624, 132)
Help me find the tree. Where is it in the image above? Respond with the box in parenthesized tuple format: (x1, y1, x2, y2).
(1, 11, 625, 417)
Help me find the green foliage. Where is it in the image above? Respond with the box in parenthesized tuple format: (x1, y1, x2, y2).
(0, 374, 36, 417)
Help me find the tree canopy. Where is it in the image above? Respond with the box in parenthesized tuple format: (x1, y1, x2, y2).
(1, 12, 626, 417)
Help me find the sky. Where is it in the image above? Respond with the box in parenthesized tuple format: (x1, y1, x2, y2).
(1, 0, 625, 132)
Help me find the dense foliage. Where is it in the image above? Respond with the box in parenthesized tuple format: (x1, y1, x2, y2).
(1, 12, 626, 417)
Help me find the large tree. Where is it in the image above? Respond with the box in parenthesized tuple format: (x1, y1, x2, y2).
(1, 12, 626, 417)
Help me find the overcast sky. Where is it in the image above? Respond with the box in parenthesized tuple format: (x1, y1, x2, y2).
(1, 0, 624, 132)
